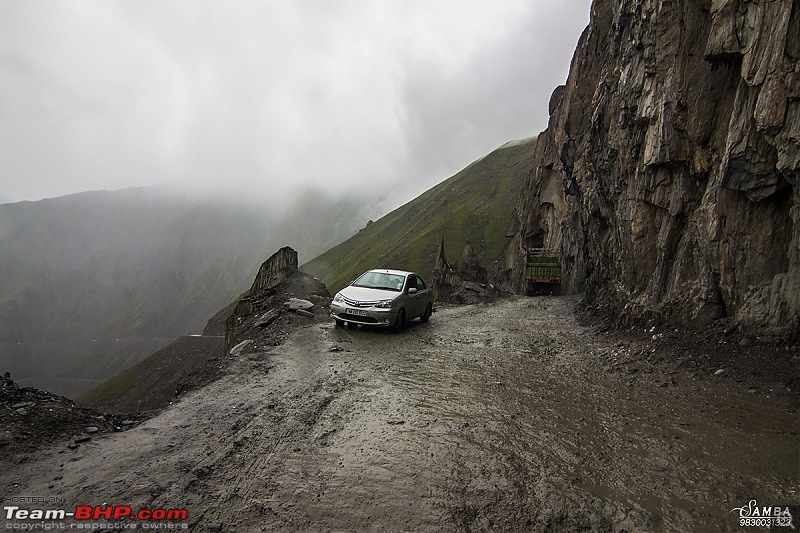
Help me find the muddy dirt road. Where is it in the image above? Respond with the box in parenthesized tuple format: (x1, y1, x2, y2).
(2, 296, 797, 531)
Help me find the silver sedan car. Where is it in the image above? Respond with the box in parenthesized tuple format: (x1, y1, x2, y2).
(330, 269, 433, 331)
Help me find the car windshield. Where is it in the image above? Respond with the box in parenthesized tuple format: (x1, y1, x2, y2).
(352, 272, 406, 292)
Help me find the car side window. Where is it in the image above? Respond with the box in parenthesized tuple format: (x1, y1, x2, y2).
(406, 276, 417, 291)
(415, 276, 427, 290)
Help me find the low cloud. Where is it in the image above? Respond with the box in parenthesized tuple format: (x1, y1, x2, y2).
(0, 0, 590, 207)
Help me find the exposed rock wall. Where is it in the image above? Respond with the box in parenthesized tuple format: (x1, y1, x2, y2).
(432, 238, 497, 304)
(494, 0, 798, 329)
(248, 246, 299, 294)
(432, 238, 464, 302)
(432, 238, 490, 301)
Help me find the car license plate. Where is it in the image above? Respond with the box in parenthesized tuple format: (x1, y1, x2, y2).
(348, 308, 368, 316)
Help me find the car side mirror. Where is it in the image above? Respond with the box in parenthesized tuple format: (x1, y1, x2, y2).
(408, 288, 418, 294)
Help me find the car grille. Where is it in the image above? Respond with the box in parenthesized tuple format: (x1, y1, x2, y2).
(341, 296, 379, 307)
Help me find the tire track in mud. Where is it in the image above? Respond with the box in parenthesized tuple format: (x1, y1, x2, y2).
(177, 326, 361, 530)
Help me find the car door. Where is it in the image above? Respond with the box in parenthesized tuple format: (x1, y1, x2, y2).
(414, 276, 432, 313)
(403, 275, 418, 317)
(408, 275, 429, 318)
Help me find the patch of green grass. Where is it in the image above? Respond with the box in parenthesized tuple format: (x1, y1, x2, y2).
(302, 137, 537, 292)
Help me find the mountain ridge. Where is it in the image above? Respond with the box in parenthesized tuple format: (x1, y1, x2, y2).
(302, 137, 537, 293)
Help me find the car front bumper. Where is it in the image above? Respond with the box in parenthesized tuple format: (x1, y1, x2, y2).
(330, 301, 399, 327)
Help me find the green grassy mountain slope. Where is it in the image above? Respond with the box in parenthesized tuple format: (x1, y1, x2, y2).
(302, 137, 537, 293)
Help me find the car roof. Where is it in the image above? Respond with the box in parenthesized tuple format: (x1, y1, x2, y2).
(366, 268, 416, 277)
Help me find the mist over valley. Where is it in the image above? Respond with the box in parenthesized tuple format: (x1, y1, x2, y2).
(0, 185, 381, 396)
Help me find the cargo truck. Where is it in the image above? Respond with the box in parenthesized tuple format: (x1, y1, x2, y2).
(525, 248, 561, 296)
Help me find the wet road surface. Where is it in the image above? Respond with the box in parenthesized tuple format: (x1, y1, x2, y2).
(1, 296, 797, 531)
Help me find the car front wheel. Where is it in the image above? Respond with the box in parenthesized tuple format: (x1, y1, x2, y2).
(393, 309, 406, 333)
(420, 303, 432, 323)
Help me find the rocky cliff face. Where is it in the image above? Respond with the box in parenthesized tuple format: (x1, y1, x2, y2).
(494, 0, 799, 330)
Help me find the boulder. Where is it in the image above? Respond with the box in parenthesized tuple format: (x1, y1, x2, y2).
(255, 309, 282, 328)
(285, 298, 314, 311)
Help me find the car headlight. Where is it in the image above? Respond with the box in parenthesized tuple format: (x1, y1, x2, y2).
(333, 293, 343, 303)
(375, 299, 393, 308)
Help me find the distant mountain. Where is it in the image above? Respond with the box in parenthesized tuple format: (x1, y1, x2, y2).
(302, 137, 537, 292)
(0, 187, 376, 397)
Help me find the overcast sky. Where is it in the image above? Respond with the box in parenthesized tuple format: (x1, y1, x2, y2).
(0, 0, 591, 208)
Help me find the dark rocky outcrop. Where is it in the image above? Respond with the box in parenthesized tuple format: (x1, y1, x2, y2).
(225, 247, 329, 354)
(432, 238, 464, 302)
(248, 246, 300, 294)
(433, 238, 497, 304)
(494, 0, 798, 331)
